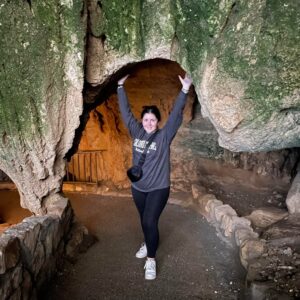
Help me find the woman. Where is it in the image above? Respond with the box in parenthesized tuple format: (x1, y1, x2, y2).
(117, 73, 192, 280)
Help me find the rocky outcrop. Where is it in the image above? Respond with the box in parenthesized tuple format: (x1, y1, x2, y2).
(86, 0, 300, 152)
(245, 207, 288, 228)
(0, 1, 85, 214)
(0, 1, 299, 296)
(1, 0, 299, 211)
(199, 1, 300, 152)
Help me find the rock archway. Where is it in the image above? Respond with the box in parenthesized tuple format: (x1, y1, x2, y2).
(0, 0, 299, 298)
(66, 59, 196, 188)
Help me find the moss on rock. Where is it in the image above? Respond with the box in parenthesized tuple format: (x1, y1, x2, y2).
(211, 0, 300, 122)
(0, 0, 85, 212)
(93, 0, 232, 72)
(0, 0, 84, 142)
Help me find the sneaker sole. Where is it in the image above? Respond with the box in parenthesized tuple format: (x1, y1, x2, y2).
(145, 274, 156, 280)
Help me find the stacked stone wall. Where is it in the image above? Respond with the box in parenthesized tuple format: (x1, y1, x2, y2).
(0, 196, 74, 299)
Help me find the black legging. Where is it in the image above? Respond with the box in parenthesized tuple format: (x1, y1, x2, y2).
(131, 186, 170, 258)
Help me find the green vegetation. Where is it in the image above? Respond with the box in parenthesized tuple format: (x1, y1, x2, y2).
(213, 0, 300, 121)
(0, 0, 84, 146)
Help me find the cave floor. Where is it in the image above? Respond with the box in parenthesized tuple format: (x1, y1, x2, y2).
(40, 193, 247, 300)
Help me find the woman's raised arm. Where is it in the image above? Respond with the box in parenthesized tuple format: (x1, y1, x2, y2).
(164, 74, 193, 143)
(117, 75, 141, 137)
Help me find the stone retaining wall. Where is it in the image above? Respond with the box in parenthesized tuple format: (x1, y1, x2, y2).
(0, 194, 85, 300)
(190, 184, 300, 298)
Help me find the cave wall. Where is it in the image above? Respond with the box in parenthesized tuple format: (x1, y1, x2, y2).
(79, 57, 298, 190)
(0, 0, 299, 211)
(0, 1, 85, 213)
(0, 1, 298, 296)
(86, 0, 300, 152)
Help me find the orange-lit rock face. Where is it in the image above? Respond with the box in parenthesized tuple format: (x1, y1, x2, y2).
(76, 60, 195, 187)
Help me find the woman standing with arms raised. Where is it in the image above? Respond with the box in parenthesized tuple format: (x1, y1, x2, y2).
(117, 73, 192, 280)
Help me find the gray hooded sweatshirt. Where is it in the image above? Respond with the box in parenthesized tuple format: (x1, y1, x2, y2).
(117, 86, 188, 192)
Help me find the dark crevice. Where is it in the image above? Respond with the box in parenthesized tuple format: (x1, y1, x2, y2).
(220, 2, 236, 34)
(97, 1, 102, 9)
(94, 110, 105, 133)
(25, 0, 32, 11)
(2, 131, 7, 145)
(100, 34, 106, 46)
(65, 62, 137, 160)
(290, 148, 300, 180)
(279, 107, 300, 113)
(65, 1, 93, 161)
(191, 93, 200, 122)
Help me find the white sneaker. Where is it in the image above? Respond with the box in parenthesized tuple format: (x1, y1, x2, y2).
(135, 242, 147, 258)
(144, 259, 156, 280)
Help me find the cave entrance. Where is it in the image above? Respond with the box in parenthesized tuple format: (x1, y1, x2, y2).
(0, 170, 32, 235)
(64, 57, 295, 214)
(64, 59, 198, 191)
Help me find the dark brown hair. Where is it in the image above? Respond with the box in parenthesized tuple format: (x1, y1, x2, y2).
(141, 105, 161, 122)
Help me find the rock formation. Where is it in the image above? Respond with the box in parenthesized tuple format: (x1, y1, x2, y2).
(1, 0, 299, 212)
(86, 0, 300, 152)
(0, 1, 85, 213)
(0, 0, 300, 298)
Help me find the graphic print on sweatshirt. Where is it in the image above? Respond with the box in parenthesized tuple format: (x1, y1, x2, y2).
(133, 138, 157, 154)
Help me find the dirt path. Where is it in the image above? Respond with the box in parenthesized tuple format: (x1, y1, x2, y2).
(41, 193, 247, 300)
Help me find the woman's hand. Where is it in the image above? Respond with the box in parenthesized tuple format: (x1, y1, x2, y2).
(118, 74, 129, 86)
(178, 74, 192, 91)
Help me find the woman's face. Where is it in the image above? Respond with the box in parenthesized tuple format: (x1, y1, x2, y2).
(142, 113, 159, 134)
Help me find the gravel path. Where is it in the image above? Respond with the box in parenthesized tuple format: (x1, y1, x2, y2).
(42, 193, 247, 300)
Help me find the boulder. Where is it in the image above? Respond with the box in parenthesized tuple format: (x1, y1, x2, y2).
(262, 213, 300, 249)
(235, 228, 259, 247)
(191, 184, 207, 200)
(214, 204, 237, 223)
(221, 215, 251, 238)
(240, 239, 267, 269)
(246, 207, 288, 228)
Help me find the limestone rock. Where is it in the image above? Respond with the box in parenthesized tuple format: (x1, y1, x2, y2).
(221, 216, 251, 238)
(198, 194, 219, 217)
(44, 193, 70, 217)
(1, 0, 299, 216)
(199, 2, 300, 152)
(214, 204, 237, 223)
(286, 172, 300, 214)
(191, 184, 207, 200)
(246, 207, 288, 228)
(65, 221, 94, 261)
(235, 228, 259, 247)
(21, 269, 33, 300)
(85, 0, 300, 153)
(0, 1, 85, 214)
(240, 239, 267, 269)
(262, 213, 300, 248)
(0, 235, 20, 274)
(205, 198, 223, 222)
(0, 266, 23, 300)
